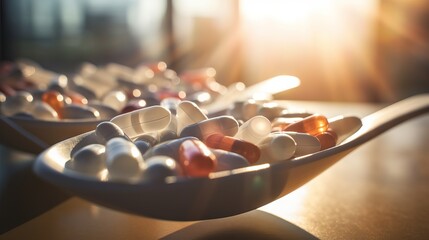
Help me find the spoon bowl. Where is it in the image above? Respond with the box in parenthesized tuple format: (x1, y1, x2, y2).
(33, 94, 429, 220)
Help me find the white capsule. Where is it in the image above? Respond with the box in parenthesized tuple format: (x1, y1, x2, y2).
(88, 102, 118, 119)
(176, 100, 208, 134)
(66, 144, 106, 176)
(1, 91, 33, 116)
(29, 100, 59, 121)
(143, 155, 182, 183)
(328, 116, 362, 143)
(257, 133, 296, 164)
(95, 121, 127, 144)
(211, 149, 250, 172)
(234, 115, 271, 145)
(105, 137, 146, 182)
(111, 105, 171, 139)
(61, 104, 100, 119)
(180, 116, 239, 141)
(281, 132, 321, 157)
(102, 90, 128, 112)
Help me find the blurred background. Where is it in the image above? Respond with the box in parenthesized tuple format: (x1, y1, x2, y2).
(1, 0, 429, 102)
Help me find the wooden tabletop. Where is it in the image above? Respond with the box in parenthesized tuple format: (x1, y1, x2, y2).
(1, 100, 429, 240)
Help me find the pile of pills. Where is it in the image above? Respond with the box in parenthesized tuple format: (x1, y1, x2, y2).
(66, 99, 360, 183)
(0, 61, 227, 121)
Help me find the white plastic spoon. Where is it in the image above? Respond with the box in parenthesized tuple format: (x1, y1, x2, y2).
(33, 94, 429, 220)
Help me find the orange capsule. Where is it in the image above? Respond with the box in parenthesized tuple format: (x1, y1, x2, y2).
(179, 139, 217, 177)
(66, 90, 88, 105)
(282, 114, 329, 136)
(204, 133, 261, 164)
(315, 129, 338, 150)
(42, 90, 65, 118)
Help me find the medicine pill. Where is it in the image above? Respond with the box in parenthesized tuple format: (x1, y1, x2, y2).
(204, 133, 260, 164)
(66, 143, 106, 175)
(211, 149, 250, 172)
(179, 139, 217, 177)
(177, 100, 208, 134)
(143, 155, 182, 183)
(29, 100, 59, 120)
(61, 104, 100, 119)
(234, 115, 271, 145)
(283, 114, 329, 136)
(315, 130, 337, 150)
(111, 105, 171, 139)
(328, 116, 362, 143)
(257, 132, 296, 163)
(95, 121, 127, 144)
(143, 136, 198, 160)
(105, 137, 146, 182)
(281, 132, 321, 157)
(180, 115, 239, 141)
(1, 91, 33, 116)
(42, 90, 65, 118)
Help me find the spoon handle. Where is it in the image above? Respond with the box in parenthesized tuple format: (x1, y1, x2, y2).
(344, 94, 429, 145)
(279, 94, 429, 197)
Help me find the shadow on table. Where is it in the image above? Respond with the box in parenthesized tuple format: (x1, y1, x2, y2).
(161, 210, 317, 240)
(0, 145, 70, 234)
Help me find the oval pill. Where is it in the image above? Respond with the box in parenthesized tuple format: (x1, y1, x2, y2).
(180, 115, 239, 141)
(143, 155, 182, 183)
(105, 137, 146, 182)
(234, 115, 271, 145)
(204, 133, 260, 164)
(111, 105, 171, 139)
(211, 149, 250, 172)
(257, 132, 296, 163)
(67, 143, 106, 175)
(282, 114, 329, 136)
(281, 132, 321, 157)
(179, 139, 217, 177)
(176, 100, 208, 134)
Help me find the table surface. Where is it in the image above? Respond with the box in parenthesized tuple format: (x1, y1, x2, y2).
(1, 100, 429, 240)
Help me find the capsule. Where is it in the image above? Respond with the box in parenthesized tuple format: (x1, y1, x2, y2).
(282, 114, 329, 136)
(42, 90, 65, 118)
(111, 105, 171, 139)
(179, 139, 217, 177)
(134, 140, 151, 155)
(281, 132, 321, 157)
(180, 115, 239, 141)
(105, 137, 146, 182)
(315, 129, 338, 150)
(95, 121, 128, 144)
(257, 132, 296, 163)
(234, 115, 271, 145)
(204, 133, 260, 164)
(1, 91, 33, 116)
(66, 144, 106, 175)
(134, 132, 159, 147)
(102, 90, 128, 112)
(143, 136, 197, 160)
(328, 116, 362, 143)
(176, 100, 208, 134)
(29, 101, 59, 120)
(142, 155, 182, 183)
(211, 149, 250, 172)
(61, 104, 100, 119)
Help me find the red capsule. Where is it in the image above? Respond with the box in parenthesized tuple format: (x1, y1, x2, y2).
(179, 139, 217, 177)
(282, 114, 329, 136)
(315, 129, 338, 150)
(204, 133, 260, 164)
